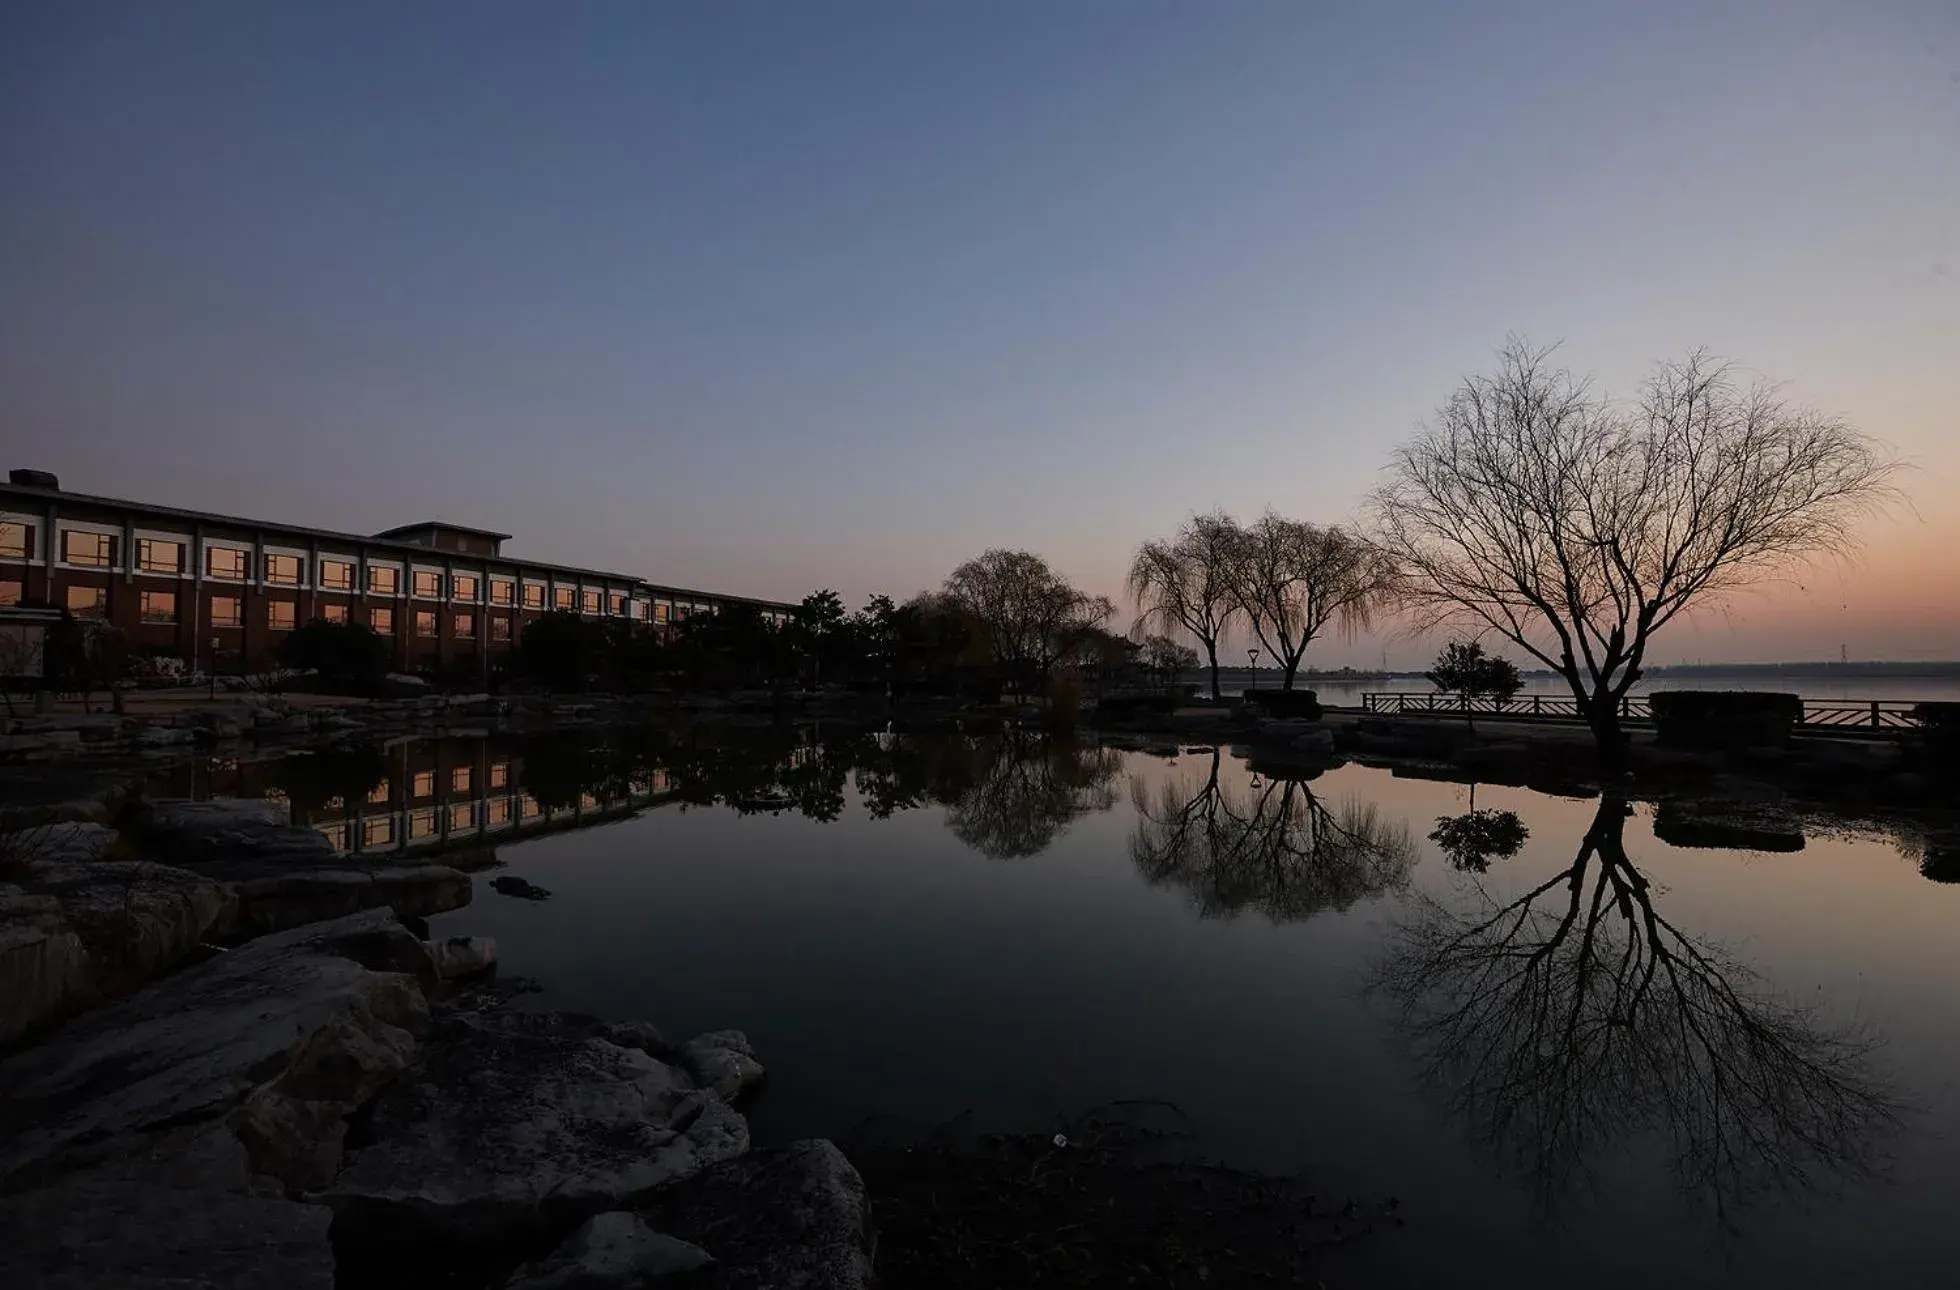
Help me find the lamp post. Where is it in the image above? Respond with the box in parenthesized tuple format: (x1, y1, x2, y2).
(1247, 648, 1259, 694)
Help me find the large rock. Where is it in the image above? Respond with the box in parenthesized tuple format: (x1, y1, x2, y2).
(0, 908, 431, 1192)
(0, 886, 92, 1045)
(232, 863, 472, 935)
(326, 1009, 750, 1251)
(656, 1140, 874, 1290)
(128, 797, 336, 872)
(20, 859, 235, 994)
(504, 1211, 715, 1289)
(0, 1179, 334, 1290)
(430, 934, 498, 980)
(672, 1030, 765, 1103)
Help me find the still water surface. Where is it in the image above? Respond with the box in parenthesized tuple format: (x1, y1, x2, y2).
(313, 726, 1957, 1287)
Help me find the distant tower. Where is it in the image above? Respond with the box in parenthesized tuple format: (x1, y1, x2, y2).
(1841, 643, 1849, 666)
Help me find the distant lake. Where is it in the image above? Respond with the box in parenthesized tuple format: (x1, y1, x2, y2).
(1207, 668, 1960, 707)
(250, 724, 1953, 1290)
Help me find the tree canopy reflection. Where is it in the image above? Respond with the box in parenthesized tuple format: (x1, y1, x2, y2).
(1128, 748, 1415, 922)
(1374, 797, 1901, 1218)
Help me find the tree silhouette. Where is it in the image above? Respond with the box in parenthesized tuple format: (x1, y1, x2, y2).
(941, 728, 1123, 859)
(1129, 748, 1415, 921)
(1428, 808, 1528, 873)
(1374, 797, 1900, 1219)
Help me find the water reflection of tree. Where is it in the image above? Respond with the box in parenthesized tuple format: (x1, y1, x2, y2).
(1375, 797, 1900, 1218)
(1129, 749, 1415, 922)
(941, 730, 1124, 860)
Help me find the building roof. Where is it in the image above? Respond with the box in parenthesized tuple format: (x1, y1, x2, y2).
(372, 520, 515, 542)
(0, 481, 797, 610)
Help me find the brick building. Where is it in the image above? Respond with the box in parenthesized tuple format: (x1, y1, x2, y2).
(0, 470, 796, 675)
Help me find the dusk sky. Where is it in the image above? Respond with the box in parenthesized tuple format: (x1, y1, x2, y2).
(4, 1, 1955, 666)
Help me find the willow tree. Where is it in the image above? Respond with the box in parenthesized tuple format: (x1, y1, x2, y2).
(1225, 513, 1397, 691)
(1371, 341, 1898, 771)
(1127, 512, 1242, 700)
(944, 549, 1114, 695)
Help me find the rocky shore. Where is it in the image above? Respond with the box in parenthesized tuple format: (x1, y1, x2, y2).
(0, 798, 873, 1289)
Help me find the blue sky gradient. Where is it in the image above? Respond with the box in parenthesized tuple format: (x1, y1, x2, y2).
(3, 1, 1955, 663)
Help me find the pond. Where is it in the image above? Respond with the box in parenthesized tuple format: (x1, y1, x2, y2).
(175, 725, 1960, 1287)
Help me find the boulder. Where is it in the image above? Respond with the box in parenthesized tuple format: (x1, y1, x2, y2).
(656, 1140, 874, 1290)
(326, 1009, 749, 1251)
(504, 1211, 715, 1289)
(135, 725, 198, 748)
(232, 864, 471, 934)
(602, 1021, 667, 1055)
(126, 797, 335, 873)
(672, 1030, 765, 1103)
(0, 1179, 334, 1290)
(0, 908, 431, 1192)
(21, 858, 234, 994)
(430, 934, 498, 980)
(0, 886, 92, 1045)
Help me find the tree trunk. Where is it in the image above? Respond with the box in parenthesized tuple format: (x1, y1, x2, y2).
(1281, 661, 1299, 691)
(1588, 699, 1627, 777)
(1205, 643, 1221, 701)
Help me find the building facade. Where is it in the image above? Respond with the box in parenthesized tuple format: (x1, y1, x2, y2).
(0, 472, 796, 675)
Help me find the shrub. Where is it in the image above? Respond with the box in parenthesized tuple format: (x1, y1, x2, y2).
(1913, 702, 1960, 763)
(278, 619, 390, 691)
(1095, 694, 1179, 719)
(1648, 691, 1802, 748)
(1244, 689, 1323, 721)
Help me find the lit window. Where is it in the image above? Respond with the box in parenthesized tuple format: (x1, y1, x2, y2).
(452, 765, 471, 793)
(654, 603, 670, 624)
(209, 595, 243, 628)
(62, 531, 114, 568)
(523, 583, 545, 610)
(582, 589, 601, 615)
(362, 816, 395, 848)
(454, 612, 475, 640)
(448, 802, 475, 831)
(0, 522, 31, 559)
(453, 574, 479, 601)
(490, 578, 514, 607)
(554, 586, 575, 610)
(139, 590, 176, 623)
(318, 559, 354, 591)
(368, 566, 399, 595)
(206, 547, 248, 579)
(267, 600, 296, 631)
(0, 580, 21, 606)
(316, 822, 350, 854)
(66, 585, 108, 618)
(486, 798, 511, 826)
(412, 770, 434, 798)
(633, 600, 649, 620)
(264, 553, 303, 586)
(488, 762, 509, 789)
(321, 603, 349, 624)
(369, 606, 394, 634)
(490, 617, 511, 643)
(520, 795, 542, 819)
(579, 792, 599, 811)
(367, 781, 391, 805)
(412, 570, 441, 598)
(414, 610, 437, 638)
(609, 593, 627, 616)
(408, 808, 438, 840)
(137, 539, 183, 574)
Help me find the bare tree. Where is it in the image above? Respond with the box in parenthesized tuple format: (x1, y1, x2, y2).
(1374, 797, 1900, 1218)
(1223, 513, 1396, 692)
(1127, 512, 1243, 700)
(944, 550, 1114, 696)
(942, 728, 1123, 859)
(1371, 340, 1899, 771)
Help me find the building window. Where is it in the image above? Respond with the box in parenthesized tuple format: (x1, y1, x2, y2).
(210, 595, 243, 628)
(412, 570, 441, 598)
(318, 559, 354, 591)
(321, 603, 349, 624)
(267, 600, 297, 631)
(553, 586, 575, 611)
(451, 765, 472, 793)
(654, 602, 670, 624)
(62, 531, 115, 568)
(0, 521, 32, 559)
(362, 816, 394, 848)
(409, 807, 438, 840)
(448, 802, 475, 831)
(414, 610, 437, 638)
(316, 822, 350, 854)
(490, 578, 514, 607)
(411, 770, 435, 798)
(453, 574, 479, 601)
(369, 606, 394, 634)
(488, 761, 509, 789)
(0, 580, 21, 607)
(523, 583, 545, 610)
(139, 590, 177, 623)
(64, 585, 107, 618)
(368, 566, 399, 595)
(367, 780, 391, 805)
(521, 795, 542, 820)
(454, 612, 475, 640)
(633, 601, 650, 621)
(582, 589, 602, 615)
(264, 553, 303, 586)
(137, 538, 183, 574)
(207, 547, 249, 579)
(608, 593, 627, 616)
(490, 617, 511, 643)
(486, 798, 511, 826)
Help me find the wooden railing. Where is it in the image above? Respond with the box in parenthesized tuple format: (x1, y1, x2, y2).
(1358, 692, 1927, 731)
